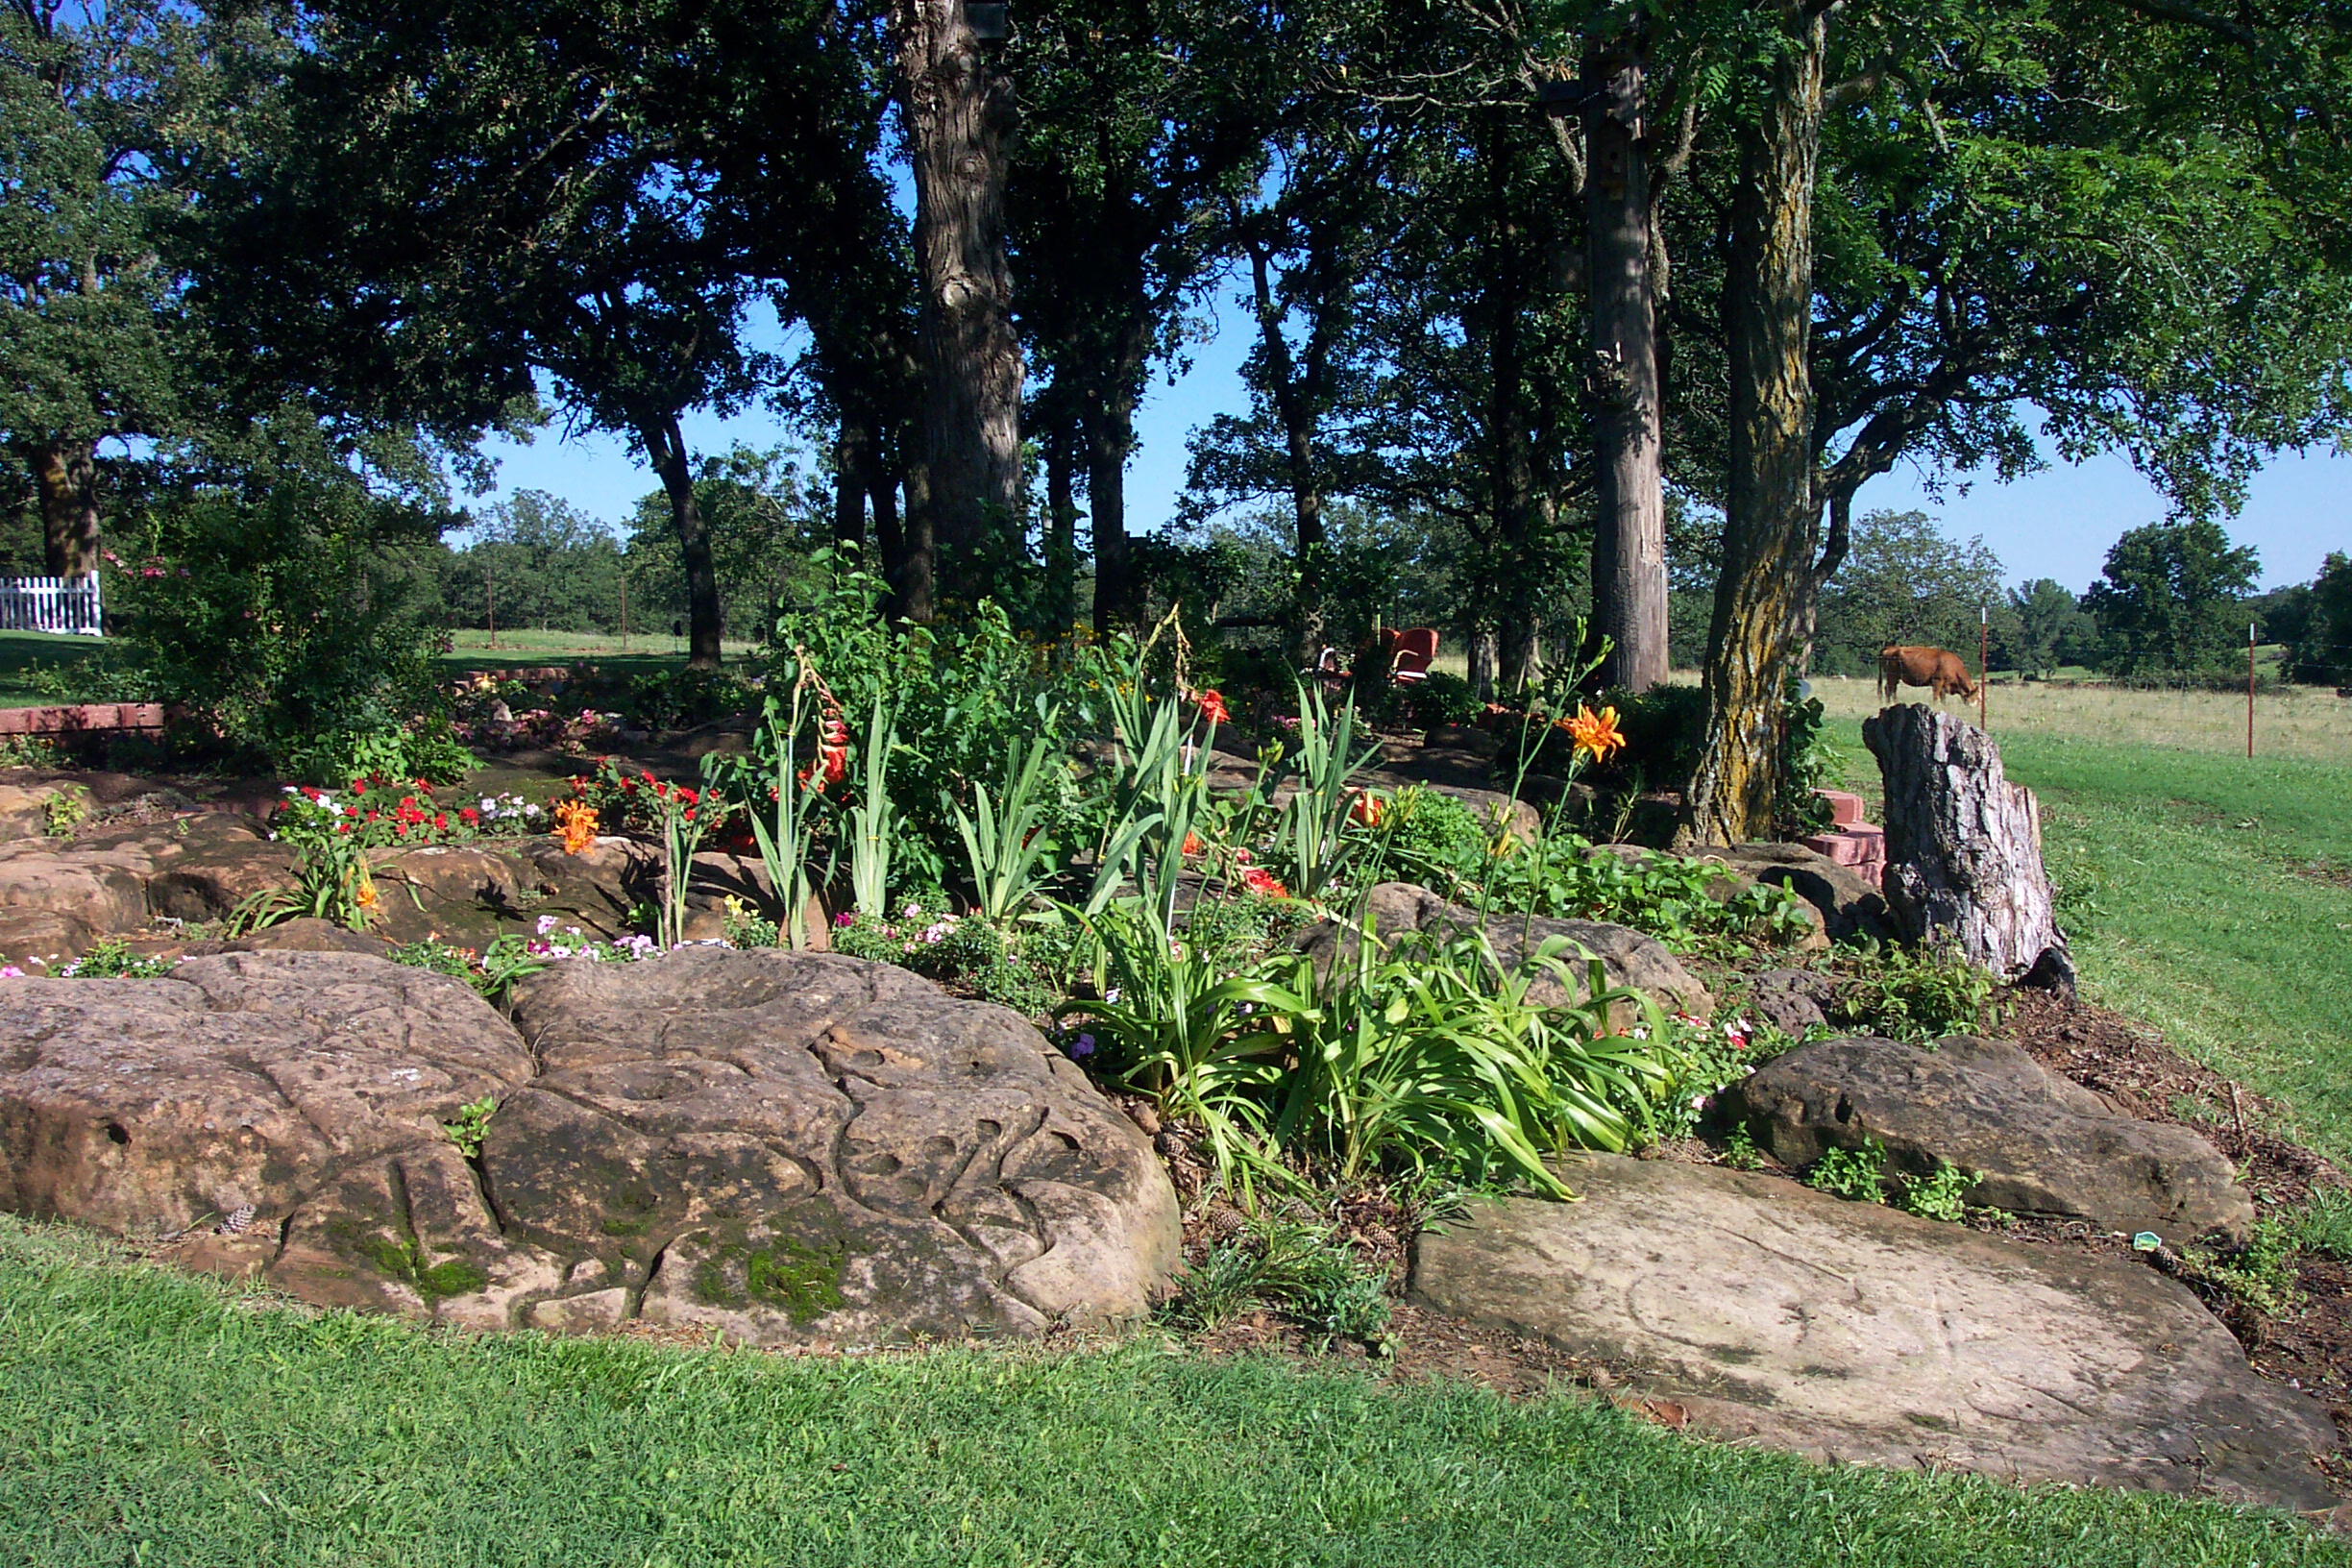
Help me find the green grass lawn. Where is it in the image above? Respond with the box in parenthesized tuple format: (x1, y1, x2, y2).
(1827, 719, 2352, 1166)
(0, 1218, 2335, 1567)
(0, 630, 105, 710)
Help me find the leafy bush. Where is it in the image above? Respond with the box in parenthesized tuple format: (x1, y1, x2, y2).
(831, 904, 1057, 1016)
(1805, 1139, 1888, 1203)
(2185, 1219, 2302, 1319)
(1404, 671, 1481, 729)
(1828, 942, 1995, 1040)
(92, 419, 462, 780)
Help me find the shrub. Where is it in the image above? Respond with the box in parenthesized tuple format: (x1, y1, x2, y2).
(92, 419, 462, 781)
(1404, 671, 1481, 729)
(1896, 1162, 1972, 1222)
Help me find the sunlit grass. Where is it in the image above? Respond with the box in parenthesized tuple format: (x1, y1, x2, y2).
(1, 1215, 2337, 1567)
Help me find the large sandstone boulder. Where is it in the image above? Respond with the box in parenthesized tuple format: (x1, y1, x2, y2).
(1409, 1156, 2336, 1511)
(1727, 1034, 2251, 1238)
(0, 946, 1178, 1343)
(500, 947, 1176, 1341)
(1295, 882, 1712, 1020)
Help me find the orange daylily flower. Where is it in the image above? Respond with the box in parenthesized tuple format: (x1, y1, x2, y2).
(1349, 792, 1385, 828)
(1559, 704, 1627, 764)
(553, 798, 600, 855)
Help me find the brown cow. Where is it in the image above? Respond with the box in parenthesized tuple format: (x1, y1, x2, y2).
(1878, 644, 1978, 704)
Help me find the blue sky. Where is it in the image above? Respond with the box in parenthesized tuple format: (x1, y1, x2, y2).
(477, 284, 2347, 596)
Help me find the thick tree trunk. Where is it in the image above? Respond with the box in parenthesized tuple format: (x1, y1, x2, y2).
(1085, 393, 1134, 635)
(833, 421, 871, 551)
(1582, 36, 1667, 695)
(1863, 703, 2074, 991)
(1244, 238, 1330, 667)
(1044, 409, 1081, 645)
(889, 449, 937, 624)
(26, 440, 101, 578)
(1467, 625, 1499, 701)
(638, 413, 723, 669)
(1687, 4, 1826, 845)
(894, 0, 1022, 564)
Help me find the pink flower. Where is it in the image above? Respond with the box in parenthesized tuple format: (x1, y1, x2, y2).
(834, 912, 856, 928)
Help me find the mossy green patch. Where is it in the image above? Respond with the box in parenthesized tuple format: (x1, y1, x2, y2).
(692, 1235, 846, 1322)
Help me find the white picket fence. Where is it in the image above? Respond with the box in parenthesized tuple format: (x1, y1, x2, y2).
(0, 576, 103, 636)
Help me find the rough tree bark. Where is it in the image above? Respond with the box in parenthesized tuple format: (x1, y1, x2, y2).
(1686, 3, 1828, 845)
(888, 447, 936, 625)
(1581, 35, 1667, 694)
(638, 412, 723, 669)
(894, 0, 1023, 566)
(833, 420, 871, 551)
(1863, 703, 2074, 991)
(25, 440, 102, 578)
(1085, 388, 1137, 635)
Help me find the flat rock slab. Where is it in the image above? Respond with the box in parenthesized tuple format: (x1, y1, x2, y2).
(1728, 1035, 2252, 1239)
(1296, 882, 1712, 1021)
(1409, 1156, 2335, 1511)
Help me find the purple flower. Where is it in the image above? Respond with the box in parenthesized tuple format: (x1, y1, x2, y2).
(1068, 1033, 1096, 1060)
(834, 912, 857, 928)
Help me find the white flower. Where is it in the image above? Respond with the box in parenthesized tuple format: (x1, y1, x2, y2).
(1104, 988, 1121, 1004)
(536, 915, 559, 936)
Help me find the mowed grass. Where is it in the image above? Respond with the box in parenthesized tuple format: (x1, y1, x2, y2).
(1813, 677, 2352, 1166)
(0, 630, 106, 710)
(0, 1219, 2337, 1568)
(438, 626, 764, 673)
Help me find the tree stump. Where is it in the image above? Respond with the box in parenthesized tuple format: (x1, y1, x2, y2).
(1861, 704, 2074, 992)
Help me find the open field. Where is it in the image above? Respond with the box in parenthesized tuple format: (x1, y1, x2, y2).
(439, 627, 765, 666)
(1, 1216, 2336, 1568)
(1807, 674, 2352, 766)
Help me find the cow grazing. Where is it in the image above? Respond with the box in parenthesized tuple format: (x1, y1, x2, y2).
(1878, 645, 1978, 704)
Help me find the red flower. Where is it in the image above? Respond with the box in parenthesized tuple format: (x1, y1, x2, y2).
(1240, 866, 1287, 897)
(1182, 831, 1204, 856)
(351, 780, 367, 796)
(366, 809, 380, 822)
(1195, 689, 1231, 725)
(676, 786, 698, 806)
(681, 807, 696, 822)
(433, 813, 448, 831)
(1349, 792, 1385, 828)
(459, 807, 479, 824)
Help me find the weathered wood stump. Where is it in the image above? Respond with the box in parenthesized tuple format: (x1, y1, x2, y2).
(1861, 704, 2074, 992)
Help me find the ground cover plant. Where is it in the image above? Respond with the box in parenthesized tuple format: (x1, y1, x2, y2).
(2, 1216, 2341, 1568)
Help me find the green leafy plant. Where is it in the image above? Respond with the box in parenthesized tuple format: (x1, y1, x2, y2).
(59, 939, 175, 979)
(644, 777, 720, 951)
(441, 1095, 497, 1159)
(1805, 1139, 1888, 1203)
(1720, 1122, 1763, 1170)
(1896, 1162, 1972, 1223)
(2185, 1218, 2302, 1319)
(1829, 942, 1996, 1041)
(949, 719, 1064, 921)
(385, 934, 552, 1004)
(721, 895, 781, 949)
(41, 785, 89, 839)
(716, 656, 841, 950)
(0, 735, 61, 768)
(1271, 682, 1379, 901)
(846, 697, 899, 919)
(1159, 1211, 1393, 1350)
(2291, 1187, 2352, 1261)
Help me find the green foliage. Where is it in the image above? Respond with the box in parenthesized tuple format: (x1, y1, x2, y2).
(2184, 1219, 2302, 1320)
(40, 785, 88, 838)
(1805, 1139, 1888, 1204)
(58, 939, 174, 980)
(2287, 551, 2352, 686)
(2085, 520, 2262, 679)
(1829, 942, 1995, 1041)
(1896, 1163, 1972, 1224)
(1159, 1211, 1393, 1349)
(2291, 1188, 2352, 1262)
(1270, 683, 1380, 901)
(440, 1096, 496, 1160)
(383, 934, 551, 1006)
(1404, 671, 1480, 728)
(1719, 1122, 1763, 1170)
(1071, 914, 1689, 1199)
(92, 419, 463, 780)
(947, 724, 1063, 921)
(831, 906, 1056, 1017)
(1809, 512, 2009, 679)
(2005, 579, 2098, 677)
